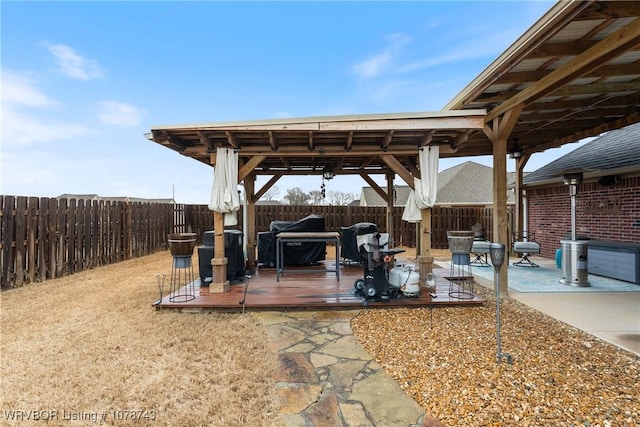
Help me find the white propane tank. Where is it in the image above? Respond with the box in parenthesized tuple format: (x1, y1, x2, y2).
(389, 265, 420, 296)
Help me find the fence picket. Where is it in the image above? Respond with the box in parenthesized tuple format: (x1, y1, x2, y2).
(1, 196, 15, 289)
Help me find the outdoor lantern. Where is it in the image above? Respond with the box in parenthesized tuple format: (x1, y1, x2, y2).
(489, 243, 506, 270)
(322, 165, 335, 180)
(509, 142, 523, 160)
(489, 242, 512, 364)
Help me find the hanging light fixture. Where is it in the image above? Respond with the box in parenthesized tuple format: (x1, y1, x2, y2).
(509, 139, 523, 159)
(322, 164, 335, 180)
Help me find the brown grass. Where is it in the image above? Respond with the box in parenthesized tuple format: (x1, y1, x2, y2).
(0, 252, 282, 426)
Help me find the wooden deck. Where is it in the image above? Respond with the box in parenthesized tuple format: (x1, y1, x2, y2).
(154, 260, 486, 312)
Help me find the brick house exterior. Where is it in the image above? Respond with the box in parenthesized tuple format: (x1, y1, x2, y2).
(523, 123, 640, 259)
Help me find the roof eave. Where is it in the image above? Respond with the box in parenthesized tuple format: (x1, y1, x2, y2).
(443, 0, 592, 111)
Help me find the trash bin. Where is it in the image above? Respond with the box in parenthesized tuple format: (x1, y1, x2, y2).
(559, 240, 590, 287)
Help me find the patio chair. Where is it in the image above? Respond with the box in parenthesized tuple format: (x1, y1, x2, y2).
(512, 231, 541, 267)
(470, 223, 490, 266)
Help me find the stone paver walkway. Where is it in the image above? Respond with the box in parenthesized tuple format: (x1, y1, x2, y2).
(254, 310, 427, 427)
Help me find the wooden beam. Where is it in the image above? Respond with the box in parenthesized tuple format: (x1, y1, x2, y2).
(420, 130, 435, 146)
(405, 157, 419, 178)
(280, 157, 291, 170)
(197, 131, 215, 150)
(487, 17, 640, 121)
(268, 131, 277, 151)
(359, 174, 387, 200)
(533, 112, 640, 151)
(308, 131, 314, 151)
(254, 174, 283, 201)
(224, 131, 239, 149)
(380, 154, 415, 189)
(239, 146, 425, 157)
(359, 157, 375, 169)
(451, 130, 472, 149)
(238, 155, 266, 182)
(192, 114, 485, 132)
(498, 62, 640, 85)
(381, 130, 395, 149)
(345, 130, 354, 151)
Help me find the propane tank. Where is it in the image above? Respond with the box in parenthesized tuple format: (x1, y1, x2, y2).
(389, 264, 420, 296)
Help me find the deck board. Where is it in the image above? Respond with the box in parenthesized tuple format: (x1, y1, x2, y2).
(154, 260, 486, 311)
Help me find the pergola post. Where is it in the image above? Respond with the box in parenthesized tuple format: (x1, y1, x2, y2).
(210, 211, 230, 293)
(209, 152, 230, 293)
(513, 155, 530, 238)
(385, 172, 395, 245)
(418, 207, 434, 292)
(485, 105, 523, 298)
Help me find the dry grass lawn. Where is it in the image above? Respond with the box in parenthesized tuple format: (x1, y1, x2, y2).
(1, 252, 281, 426)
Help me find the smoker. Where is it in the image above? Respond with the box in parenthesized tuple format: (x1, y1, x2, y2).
(353, 232, 405, 301)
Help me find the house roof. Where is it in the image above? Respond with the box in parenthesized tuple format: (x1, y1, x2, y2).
(359, 161, 516, 206)
(523, 121, 640, 185)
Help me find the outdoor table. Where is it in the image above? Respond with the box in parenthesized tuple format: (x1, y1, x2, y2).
(276, 232, 341, 282)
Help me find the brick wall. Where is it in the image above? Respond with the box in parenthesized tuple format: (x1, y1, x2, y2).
(525, 176, 640, 258)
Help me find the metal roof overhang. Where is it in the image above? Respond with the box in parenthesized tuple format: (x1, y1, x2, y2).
(444, 0, 640, 157)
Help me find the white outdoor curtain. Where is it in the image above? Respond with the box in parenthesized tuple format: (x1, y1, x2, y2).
(208, 147, 240, 226)
(402, 145, 439, 222)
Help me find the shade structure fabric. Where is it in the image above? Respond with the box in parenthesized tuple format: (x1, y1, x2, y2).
(208, 148, 240, 226)
(402, 145, 439, 222)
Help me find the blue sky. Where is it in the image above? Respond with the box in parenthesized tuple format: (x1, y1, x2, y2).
(2, 0, 588, 204)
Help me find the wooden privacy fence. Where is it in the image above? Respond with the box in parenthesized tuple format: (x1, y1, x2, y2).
(180, 205, 498, 248)
(1, 195, 503, 289)
(1, 196, 175, 289)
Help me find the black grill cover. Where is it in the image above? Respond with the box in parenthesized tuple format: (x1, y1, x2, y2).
(258, 214, 326, 266)
(340, 222, 379, 262)
(198, 230, 245, 283)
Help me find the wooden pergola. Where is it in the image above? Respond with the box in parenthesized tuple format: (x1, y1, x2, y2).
(147, 0, 640, 295)
(149, 111, 486, 292)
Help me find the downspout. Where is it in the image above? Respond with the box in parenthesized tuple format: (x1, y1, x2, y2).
(238, 183, 248, 260)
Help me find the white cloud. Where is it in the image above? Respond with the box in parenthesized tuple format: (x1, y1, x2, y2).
(351, 33, 411, 79)
(398, 30, 521, 73)
(1, 70, 58, 107)
(96, 100, 146, 128)
(1, 69, 91, 147)
(44, 42, 106, 80)
(2, 108, 90, 147)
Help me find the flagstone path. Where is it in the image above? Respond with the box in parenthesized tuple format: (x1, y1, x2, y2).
(255, 310, 436, 427)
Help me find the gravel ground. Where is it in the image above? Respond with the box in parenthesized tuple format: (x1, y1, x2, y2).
(351, 284, 640, 427)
